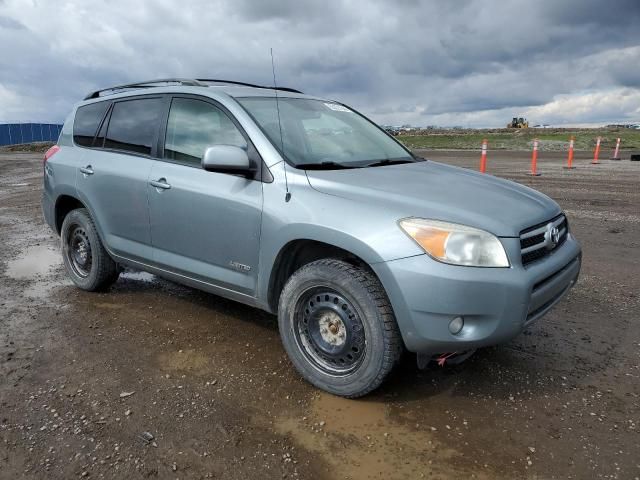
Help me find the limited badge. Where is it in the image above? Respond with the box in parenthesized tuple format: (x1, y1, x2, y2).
(229, 261, 251, 272)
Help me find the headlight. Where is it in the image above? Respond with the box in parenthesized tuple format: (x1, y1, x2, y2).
(399, 218, 509, 267)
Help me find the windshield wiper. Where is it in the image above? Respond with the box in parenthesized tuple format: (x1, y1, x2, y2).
(364, 158, 416, 168)
(295, 161, 356, 170)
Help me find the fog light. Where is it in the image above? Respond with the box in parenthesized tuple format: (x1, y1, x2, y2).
(449, 316, 464, 335)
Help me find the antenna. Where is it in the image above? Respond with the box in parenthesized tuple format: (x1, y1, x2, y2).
(271, 48, 291, 202)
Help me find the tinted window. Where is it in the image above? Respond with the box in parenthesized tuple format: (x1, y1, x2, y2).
(104, 98, 163, 156)
(73, 101, 109, 147)
(164, 98, 246, 167)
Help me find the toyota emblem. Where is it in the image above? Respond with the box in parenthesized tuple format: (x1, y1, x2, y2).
(544, 223, 560, 250)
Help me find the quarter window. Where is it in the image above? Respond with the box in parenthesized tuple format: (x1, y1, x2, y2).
(104, 98, 164, 156)
(164, 98, 246, 167)
(73, 101, 109, 147)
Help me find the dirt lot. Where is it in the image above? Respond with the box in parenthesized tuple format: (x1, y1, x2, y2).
(1, 150, 638, 479)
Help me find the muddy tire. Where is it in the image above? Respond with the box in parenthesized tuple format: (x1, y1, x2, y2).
(278, 259, 402, 398)
(60, 208, 119, 291)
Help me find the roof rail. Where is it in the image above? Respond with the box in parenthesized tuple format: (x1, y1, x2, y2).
(196, 79, 303, 94)
(83, 78, 304, 101)
(83, 78, 207, 100)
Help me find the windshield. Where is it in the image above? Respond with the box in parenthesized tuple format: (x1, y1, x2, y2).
(237, 97, 415, 168)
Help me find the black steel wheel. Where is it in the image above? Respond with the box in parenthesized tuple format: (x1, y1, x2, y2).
(66, 225, 92, 278)
(295, 288, 366, 375)
(61, 208, 119, 291)
(278, 259, 402, 398)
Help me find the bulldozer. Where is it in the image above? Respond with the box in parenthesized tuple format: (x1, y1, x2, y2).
(507, 117, 529, 128)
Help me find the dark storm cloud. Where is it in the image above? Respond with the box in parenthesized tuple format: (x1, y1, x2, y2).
(0, 0, 639, 126)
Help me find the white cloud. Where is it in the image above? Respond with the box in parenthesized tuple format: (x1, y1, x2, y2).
(526, 89, 640, 125)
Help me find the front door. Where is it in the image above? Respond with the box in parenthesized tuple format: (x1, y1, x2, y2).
(148, 96, 263, 296)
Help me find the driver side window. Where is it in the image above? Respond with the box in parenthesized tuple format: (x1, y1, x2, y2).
(164, 98, 246, 167)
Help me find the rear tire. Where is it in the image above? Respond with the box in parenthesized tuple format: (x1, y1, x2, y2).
(278, 259, 402, 398)
(60, 208, 119, 291)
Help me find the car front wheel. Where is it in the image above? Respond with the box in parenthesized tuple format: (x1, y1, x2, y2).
(278, 259, 402, 398)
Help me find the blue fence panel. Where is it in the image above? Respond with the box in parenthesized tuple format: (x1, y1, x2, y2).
(0, 123, 63, 146)
(10, 124, 19, 144)
(25, 124, 34, 143)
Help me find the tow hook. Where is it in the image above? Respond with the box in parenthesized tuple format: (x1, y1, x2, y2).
(416, 349, 477, 369)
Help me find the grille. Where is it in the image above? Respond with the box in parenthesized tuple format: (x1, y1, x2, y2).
(520, 214, 568, 266)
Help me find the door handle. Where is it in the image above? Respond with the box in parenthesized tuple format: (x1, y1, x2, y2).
(149, 178, 171, 190)
(80, 165, 94, 175)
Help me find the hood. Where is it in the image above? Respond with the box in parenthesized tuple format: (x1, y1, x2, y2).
(305, 160, 561, 237)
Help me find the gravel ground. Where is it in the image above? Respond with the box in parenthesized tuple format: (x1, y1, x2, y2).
(0, 150, 638, 479)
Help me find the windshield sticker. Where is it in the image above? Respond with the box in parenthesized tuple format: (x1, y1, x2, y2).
(324, 103, 352, 112)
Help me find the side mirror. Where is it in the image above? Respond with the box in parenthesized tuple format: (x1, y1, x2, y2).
(201, 145, 252, 174)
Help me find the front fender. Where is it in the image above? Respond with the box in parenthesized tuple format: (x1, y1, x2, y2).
(256, 164, 424, 310)
(256, 224, 386, 311)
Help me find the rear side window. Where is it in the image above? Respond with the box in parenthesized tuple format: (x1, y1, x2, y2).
(104, 98, 164, 156)
(164, 98, 246, 167)
(73, 102, 109, 147)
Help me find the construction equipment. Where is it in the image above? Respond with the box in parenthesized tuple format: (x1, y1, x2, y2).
(507, 117, 529, 129)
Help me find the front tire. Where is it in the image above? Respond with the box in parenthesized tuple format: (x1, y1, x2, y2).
(278, 259, 402, 398)
(60, 208, 119, 291)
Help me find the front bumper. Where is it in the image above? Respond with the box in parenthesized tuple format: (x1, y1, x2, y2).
(372, 235, 581, 354)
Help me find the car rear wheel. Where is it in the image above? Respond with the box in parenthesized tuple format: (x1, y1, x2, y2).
(61, 208, 119, 291)
(278, 259, 402, 397)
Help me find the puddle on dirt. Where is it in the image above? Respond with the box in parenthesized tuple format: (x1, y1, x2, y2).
(5, 244, 60, 279)
(4, 244, 71, 302)
(120, 270, 156, 283)
(273, 394, 479, 479)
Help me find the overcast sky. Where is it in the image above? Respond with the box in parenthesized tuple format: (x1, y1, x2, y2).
(1, 0, 640, 127)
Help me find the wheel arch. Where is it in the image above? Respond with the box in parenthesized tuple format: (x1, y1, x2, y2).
(54, 194, 87, 234)
(266, 238, 384, 314)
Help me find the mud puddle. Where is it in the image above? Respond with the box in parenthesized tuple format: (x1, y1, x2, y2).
(274, 393, 482, 479)
(4, 243, 72, 302)
(5, 244, 60, 279)
(120, 270, 156, 283)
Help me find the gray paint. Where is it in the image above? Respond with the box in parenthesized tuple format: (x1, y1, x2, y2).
(42, 83, 581, 355)
(148, 160, 262, 296)
(202, 145, 250, 172)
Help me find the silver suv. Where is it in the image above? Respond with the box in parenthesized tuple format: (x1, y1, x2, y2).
(42, 78, 581, 397)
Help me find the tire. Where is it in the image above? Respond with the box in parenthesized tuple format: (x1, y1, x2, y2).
(278, 259, 402, 398)
(60, 208, 119, 291)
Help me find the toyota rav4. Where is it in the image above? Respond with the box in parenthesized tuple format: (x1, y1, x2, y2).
(42, 78, 581, 397)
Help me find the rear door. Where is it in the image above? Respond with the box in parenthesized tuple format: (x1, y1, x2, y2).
(75, 96, 164, 262)
(148, 95, 263, 296)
